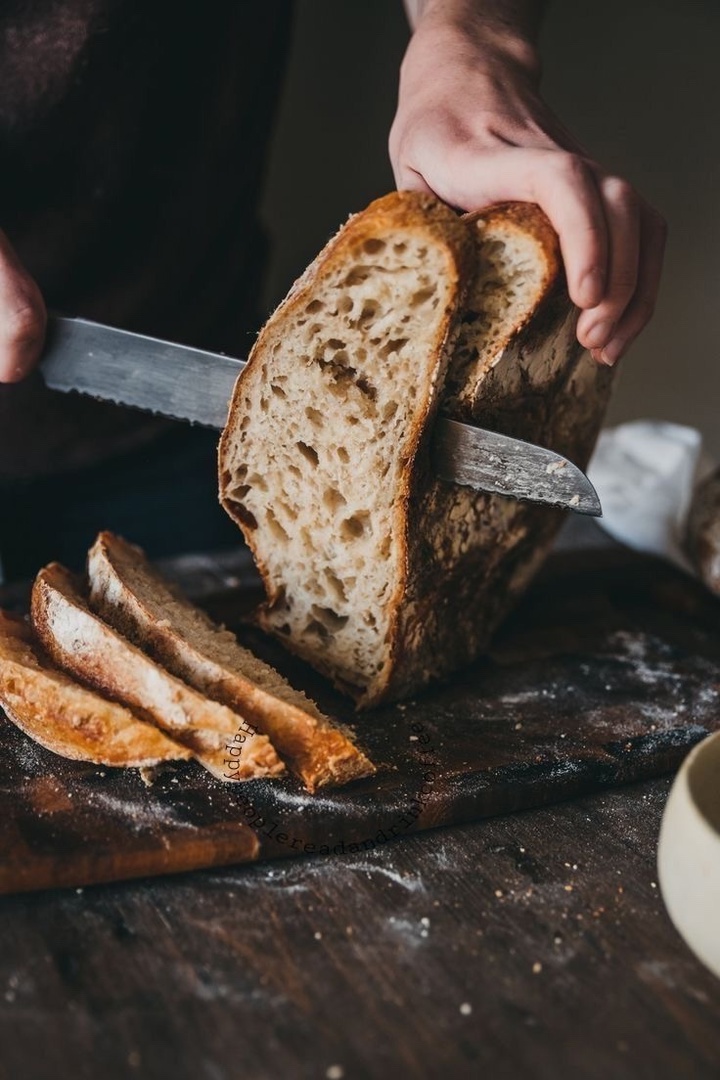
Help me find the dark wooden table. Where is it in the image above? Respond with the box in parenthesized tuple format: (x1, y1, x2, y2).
(1, 525, 719, 1079)
(1, 776, 719, 1079)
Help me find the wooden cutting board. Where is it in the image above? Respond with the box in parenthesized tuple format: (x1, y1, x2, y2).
(1, 547, 719, 895)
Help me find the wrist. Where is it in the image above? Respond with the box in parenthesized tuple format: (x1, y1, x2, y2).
(408, 1, 543, 84)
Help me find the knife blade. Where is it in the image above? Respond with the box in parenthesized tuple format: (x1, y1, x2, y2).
(39, 315, 601, 516)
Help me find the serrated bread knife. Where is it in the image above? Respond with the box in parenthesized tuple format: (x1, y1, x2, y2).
(39, 316, 602, 516)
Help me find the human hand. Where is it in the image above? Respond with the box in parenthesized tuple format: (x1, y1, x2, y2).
(389, 5, 666, 366)
(0, 230, 46, 383)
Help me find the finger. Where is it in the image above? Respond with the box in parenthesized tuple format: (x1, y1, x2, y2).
(595, 204, 667, 366)
(577, 176, 641, 353)
(393, 163, 436, 197)
(0, 231, 46, 383)
(423, 146, 609, 310)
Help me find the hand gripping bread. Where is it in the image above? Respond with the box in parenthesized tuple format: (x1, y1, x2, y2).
(87, 531, 375, 792)
(218, 192, 613, 705)
(31, 564, 285, 782)
(0, 611, 192, 768)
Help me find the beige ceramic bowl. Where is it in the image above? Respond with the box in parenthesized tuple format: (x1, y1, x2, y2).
(658, 730, 720, 978)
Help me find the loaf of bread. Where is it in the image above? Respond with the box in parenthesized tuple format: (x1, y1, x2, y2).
(0, 611, 192, 768)
(31, 564, 285, 782)
(87, 531, 375, 791)
(219, 192, 613, 705)
(685, 466, 720, 596)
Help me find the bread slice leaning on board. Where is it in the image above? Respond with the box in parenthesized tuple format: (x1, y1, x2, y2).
(0, 611, 192, 769)
(87, 531, 375, 792)
(219, 191, 614, 706)
(30, 564, 285, 782)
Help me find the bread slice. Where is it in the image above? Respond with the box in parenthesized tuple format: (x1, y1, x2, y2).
(219, 191, 472, 702)
(86, 531, 375, 791)
(30, 564, 285, 782)
(218, 192, 613, 705)
(0, 611, 192, 768)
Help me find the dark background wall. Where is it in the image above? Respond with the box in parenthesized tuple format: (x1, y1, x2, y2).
(261, 0, 720, 455)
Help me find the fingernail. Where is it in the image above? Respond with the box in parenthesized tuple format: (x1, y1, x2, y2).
(580, 268, 604, 307)
(600, 338, 625, 366)
(584, 320, 614, 349)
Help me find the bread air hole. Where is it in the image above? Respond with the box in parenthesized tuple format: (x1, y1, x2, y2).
(363, 238, 386, 255)
(337, 446, 350, 463)
(343, 266, 369, 287)
(358, 299, 379, 326)
(410, 285, 439, 309)
(355, 375, 377, 402)
(305, 406, 324, 427)
(246, 472, 268, 492)
(271, 383, 287, 398)
(378, 338, 408, 360)
(305, 299, 324, 314)
(311, 604, 349, 631)
(323, 568, 348, 604)
(340, 512, 370, 540)
(265, 508, 290, 542)
(296, 441, 319, 466)
(230, 503, 257, 531)
(276, 499, 298, 522)
(323, 487, 347, 513)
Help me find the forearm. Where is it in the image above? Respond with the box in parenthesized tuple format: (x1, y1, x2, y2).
(404, 0, 545, 32)
(402, 0, 546, 80)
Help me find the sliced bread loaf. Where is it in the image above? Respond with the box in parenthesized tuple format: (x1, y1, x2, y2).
(31, 564, 285, 782)
(87, 531, 375, 791)
(218, 192, 613, 705)
(219, 191, 472, 703)
(0, 611, 192, 768)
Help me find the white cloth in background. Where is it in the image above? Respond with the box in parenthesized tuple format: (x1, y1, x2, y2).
(588, 420, 716, 576)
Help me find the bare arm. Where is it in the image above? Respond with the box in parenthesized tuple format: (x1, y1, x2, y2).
(403, 0, 545, 37)
(390, 0, 666, 365)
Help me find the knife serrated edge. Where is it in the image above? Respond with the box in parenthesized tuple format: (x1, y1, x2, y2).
(41, 315, 245, 429)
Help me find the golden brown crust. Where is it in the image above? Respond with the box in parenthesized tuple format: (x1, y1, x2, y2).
(88, 531, 375, 791)
(465, 201, 561, 263)
(0, 611, 192, 768)
(30, 563, 285, 781)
